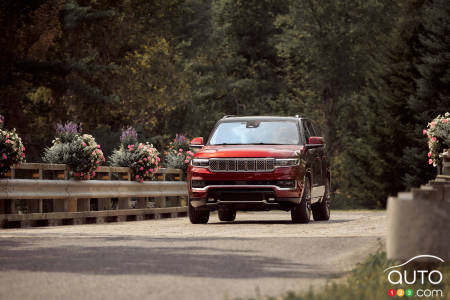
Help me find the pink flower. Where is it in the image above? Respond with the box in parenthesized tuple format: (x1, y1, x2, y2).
(97, 145, 101, 149)
(139, 160, 142, 163)
(5, 140, 10, 144)
(444, 119, 449, 124)
(22, 153, 25, 158)
(177, 153, 182, 156)
(140, 179, 144, 183)
(185, 160, 189, 163)
(96, 161, 100, 165)
(140, 167, 144, 171)
(179, 148, 183, 152)
(75, 172, 80, 177)
(136, 175, 140, 179)
(432, 137, 437, 142)
(143, 158, 147, 161)
(150, 168, 154, 173)
(428, 159, 433, 165)
(22, 146, 25, 151)
(92, 171, 96, 176)
(157, 157, 160, 162)
(428, 152, 432, 158)
(2, 153, 6, 160)
(423, 129, 427, 135)
(82, 142, 87, 147)
(152, 158, 155, 163)
(431, 122, 436, 127)
(187, 151, 193, 155)
(145, 170, 149, 174)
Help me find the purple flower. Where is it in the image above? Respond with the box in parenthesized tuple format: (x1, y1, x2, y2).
(120, 127, 138, 145)
(55, 121, 81, 142)
(175, 134, 186, 143)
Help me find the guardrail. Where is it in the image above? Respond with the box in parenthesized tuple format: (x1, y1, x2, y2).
(387, 150, 450, 261)
(0, 163, 188, 229)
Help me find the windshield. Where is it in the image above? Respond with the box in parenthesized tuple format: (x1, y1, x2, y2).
(209, 120, 300, 145)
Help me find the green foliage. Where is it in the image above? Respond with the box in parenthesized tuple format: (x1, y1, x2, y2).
(2, 0, 449, 207)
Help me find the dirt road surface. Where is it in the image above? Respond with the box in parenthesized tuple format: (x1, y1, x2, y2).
(0, 210, 386, 300)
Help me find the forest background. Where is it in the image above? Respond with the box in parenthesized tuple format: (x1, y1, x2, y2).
(1, 0, 449, 208)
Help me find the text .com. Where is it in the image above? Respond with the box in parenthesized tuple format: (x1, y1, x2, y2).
(388, 288, 444, 297)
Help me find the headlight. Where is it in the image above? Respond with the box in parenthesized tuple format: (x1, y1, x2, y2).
(191, 158, 209, 167)
(275, 158, 299, 167)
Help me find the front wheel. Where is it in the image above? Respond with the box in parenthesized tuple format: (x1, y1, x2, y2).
(188, 202, 210, 224)
(291, 179, 311, 223)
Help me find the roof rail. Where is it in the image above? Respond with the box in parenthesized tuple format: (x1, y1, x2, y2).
(222, 115, 235, 119)
(294, 114, 301, 118)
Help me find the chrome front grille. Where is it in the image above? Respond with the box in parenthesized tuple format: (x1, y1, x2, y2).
(209, 158, 275, 172)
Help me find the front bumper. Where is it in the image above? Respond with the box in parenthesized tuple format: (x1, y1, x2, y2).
(188, 165, 304, 207)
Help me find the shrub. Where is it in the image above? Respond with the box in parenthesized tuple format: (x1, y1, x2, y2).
(424, 112, 450, 167)
(109, 127, 160, 182)
(43, 121, 105, 179)
(0, 115, 26, 177)
(165, 134, 194, 172)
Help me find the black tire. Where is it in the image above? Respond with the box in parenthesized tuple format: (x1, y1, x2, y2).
(291, 178, 311, 223)
(311, 179, 330, 221)
(188, 202, 210, 224)
(218, 208, 236, 222)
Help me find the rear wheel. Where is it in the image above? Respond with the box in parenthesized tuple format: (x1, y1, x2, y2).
(218, 208, 236, 222)
(311, 179, 330, 221)
(291, 179, 311, 223)
(188, 201, 210, 224)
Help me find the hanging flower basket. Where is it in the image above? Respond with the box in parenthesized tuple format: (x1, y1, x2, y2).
(0, 115, 26, 177)
(423, 112, 450, 172)
(43, 122, 105, 179)
(110, 127, 160, 182)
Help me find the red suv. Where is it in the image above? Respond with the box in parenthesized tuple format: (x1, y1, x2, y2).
(187, 116, 331, 224)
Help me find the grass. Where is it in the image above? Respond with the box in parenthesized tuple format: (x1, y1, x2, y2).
(238, 251, 449, 300)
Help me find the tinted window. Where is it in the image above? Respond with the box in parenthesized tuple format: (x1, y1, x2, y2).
(209, 121, 300, 145)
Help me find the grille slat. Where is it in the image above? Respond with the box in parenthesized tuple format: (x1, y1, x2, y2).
(209, 158, 275, 172)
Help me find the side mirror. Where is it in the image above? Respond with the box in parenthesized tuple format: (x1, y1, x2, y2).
(190, 137, 204, 148)
(308, 136, 324, 145)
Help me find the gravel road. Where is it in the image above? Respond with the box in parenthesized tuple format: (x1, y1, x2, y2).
(0, 210, 386, 300)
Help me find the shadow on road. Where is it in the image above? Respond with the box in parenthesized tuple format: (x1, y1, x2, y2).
(208, 219, 352, 225)
(0, 236, 350, 279)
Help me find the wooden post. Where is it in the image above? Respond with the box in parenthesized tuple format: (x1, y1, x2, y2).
(118, 170, 132, 209)
(28, 166, 43, 213)
(97, 168, 112, 210)
(155, 172, 167, 208)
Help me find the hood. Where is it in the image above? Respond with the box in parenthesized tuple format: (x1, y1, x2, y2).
(195, 145, 303, 159)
